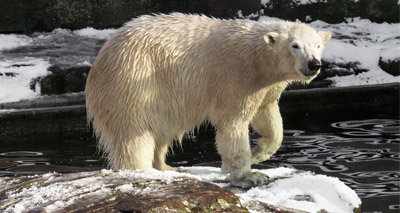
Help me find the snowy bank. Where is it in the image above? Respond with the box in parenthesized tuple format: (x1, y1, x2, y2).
(0, 28, 117, 103)
(258, 16, 400, 87)
(0, 167, 361, 213)
(309, 18, 400, 86)
(0, 58, 49, 103)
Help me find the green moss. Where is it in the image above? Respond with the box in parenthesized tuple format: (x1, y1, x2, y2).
(217, 199, 230, 209)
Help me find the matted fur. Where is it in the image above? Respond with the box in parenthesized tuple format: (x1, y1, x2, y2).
(85, 13, 331, 188)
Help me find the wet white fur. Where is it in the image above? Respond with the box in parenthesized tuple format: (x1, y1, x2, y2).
(85, 13, 331, 188)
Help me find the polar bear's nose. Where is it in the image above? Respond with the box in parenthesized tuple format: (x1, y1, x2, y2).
(308, 58, 321, 72)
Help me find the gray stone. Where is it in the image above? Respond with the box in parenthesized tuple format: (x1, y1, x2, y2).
(34, 65, 91, 95)
(379, 57, 400, 76)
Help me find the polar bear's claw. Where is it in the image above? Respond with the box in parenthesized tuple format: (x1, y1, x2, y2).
(231, 171, 269, 189)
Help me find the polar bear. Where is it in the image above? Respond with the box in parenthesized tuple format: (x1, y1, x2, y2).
(85, 13, 331, 188)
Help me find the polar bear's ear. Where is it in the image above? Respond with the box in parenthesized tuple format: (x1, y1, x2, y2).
(318, 31, 332, 44)
(264, 32, 279, 45)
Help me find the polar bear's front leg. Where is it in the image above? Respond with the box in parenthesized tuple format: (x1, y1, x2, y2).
(251, 100, 283, 164)
(216, 125, 269, 188)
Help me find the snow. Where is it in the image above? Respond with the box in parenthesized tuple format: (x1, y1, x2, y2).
(307, 18, 400, 86)
(186, 167, 361, 213)
(74, 27, 118, 40)
(310, 18, 400, 67)
(258, 16, 400, 86)
(260, 0, 271, 5)
(3, 167, 361, 213)
(242, 174, 357, 212)
(294, 0, 328, 5)
(380, 48, 399, 63)
(3, 169, 198, 213)
(328, 68, 398, 87)
(290, 0, 364, 4)
(0, 27, 117, 103)
(0, 58, 49, 103)
(0, 34, 32, 51)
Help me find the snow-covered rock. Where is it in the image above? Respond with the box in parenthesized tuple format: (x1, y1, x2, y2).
(0, 167, 361, 213)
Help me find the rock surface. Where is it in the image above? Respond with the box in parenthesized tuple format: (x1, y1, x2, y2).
(32, 65, 91, 95)
(0, 169, 305, 212)
(379, 57, 400, 76)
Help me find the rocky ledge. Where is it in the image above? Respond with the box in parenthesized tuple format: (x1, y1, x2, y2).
(0, 167, 361, 212)
(0, 171, 247, 212)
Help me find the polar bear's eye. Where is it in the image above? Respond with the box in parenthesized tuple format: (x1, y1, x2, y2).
(317, 45, 321, 48)
(292, 44, 299, 49)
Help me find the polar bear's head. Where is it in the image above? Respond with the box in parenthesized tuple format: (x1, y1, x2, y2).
(264, 24, 331, 82)
(288, 27, 331, 81)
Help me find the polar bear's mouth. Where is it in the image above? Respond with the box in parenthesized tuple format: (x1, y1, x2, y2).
(301, 70, 319, 77)
(300, 68, 320, 78)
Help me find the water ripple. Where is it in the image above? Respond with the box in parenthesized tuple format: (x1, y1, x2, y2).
(260, 118, 400, 201)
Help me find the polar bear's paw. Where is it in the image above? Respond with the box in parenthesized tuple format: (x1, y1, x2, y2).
(175, 167, 190, 173)
(230, 171, 269, 189)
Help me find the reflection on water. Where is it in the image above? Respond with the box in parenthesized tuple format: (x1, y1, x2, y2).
(258, 118, 399, 212)
(0, 118, 399, 212)
(0, 131, 103, 176)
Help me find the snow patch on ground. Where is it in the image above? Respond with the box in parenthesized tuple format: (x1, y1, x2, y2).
(0, 28, 117, 103)
(294, 0, 328, 5)
(308, 18, 400, 86)
(3, 167, 361, 213)
(329, 68, 397, 87)
(260, 0, 271, 5)
(243, 173, 358, 212)
(380, 48, 400, 63)
(259, 16, 400, 86)
(186, 167, 361, 213)
(0, 58, 49, 103)
(74, 27, 118, 40)
(0, 34, 32, 51)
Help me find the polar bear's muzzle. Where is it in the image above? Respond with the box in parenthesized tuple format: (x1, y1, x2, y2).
(302, 58, 321, 77)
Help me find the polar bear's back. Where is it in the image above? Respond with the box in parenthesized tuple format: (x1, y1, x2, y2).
(86, 14, 231, 141)
(90, 14, 227, 92)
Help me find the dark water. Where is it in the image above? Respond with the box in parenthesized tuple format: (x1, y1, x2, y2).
(0, 116, 399, 212)
(267, 118, 399, 213)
